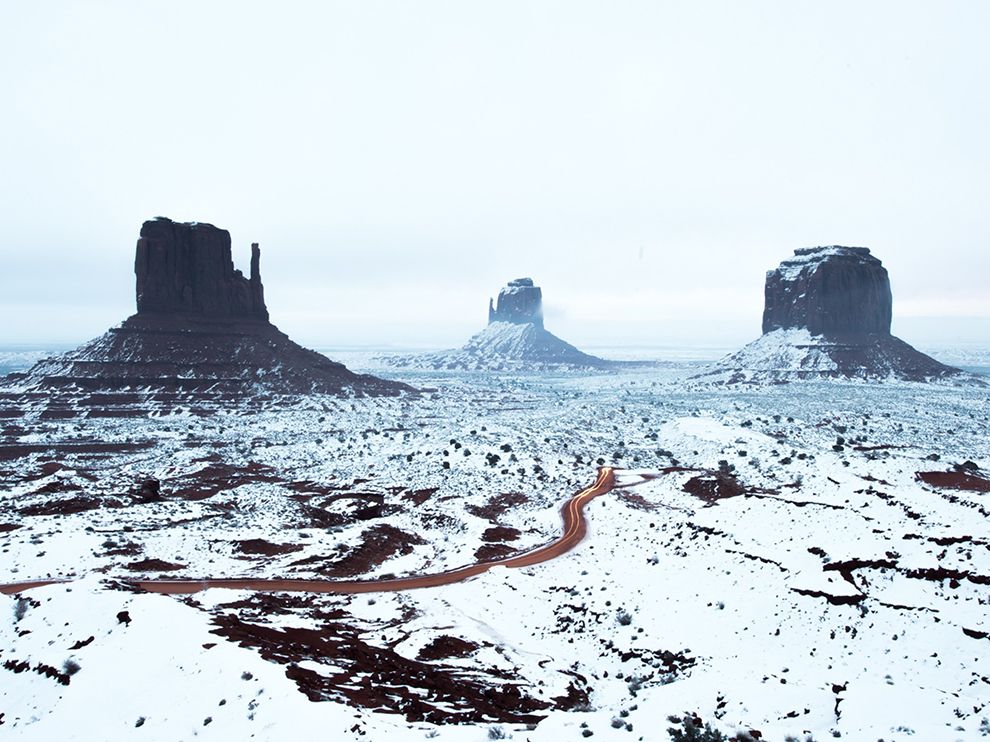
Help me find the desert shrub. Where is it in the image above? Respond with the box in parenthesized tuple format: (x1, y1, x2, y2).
(667, 715, 726, 741)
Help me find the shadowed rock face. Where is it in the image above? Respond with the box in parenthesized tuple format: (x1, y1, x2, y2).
(488, 278, 544, 329)
(135, 218, 268, 320)
(2, 218, 411, 402)
(762, 246, 892, 336)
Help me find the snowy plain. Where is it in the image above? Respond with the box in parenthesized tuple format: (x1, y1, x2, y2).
(1, 345, 989, 741)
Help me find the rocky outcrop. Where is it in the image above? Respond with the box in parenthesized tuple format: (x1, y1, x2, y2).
(384, 278, 612, 371)
(135, 218, 268, 320)
(488, 278, 544, 328)
(762, 247, 892, 336)
(698, 246, 964, 383)
(4, 218, 411, 404)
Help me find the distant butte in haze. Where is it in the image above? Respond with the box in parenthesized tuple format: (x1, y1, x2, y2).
(384, 277, 612, 371)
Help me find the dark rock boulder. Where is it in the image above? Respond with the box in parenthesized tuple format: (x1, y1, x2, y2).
(762, 247, 892, 336)
(488, 278, 544, 328)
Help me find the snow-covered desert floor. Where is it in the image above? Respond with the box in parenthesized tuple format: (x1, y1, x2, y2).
(1, 348, 989, 741)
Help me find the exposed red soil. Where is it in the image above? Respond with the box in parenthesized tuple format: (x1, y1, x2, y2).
(236, 539, 304, 556)
(620, 492, 660, 510)
(682, 473, 745, 504)
(3, 659, 71, 685)
(824, 558, 898, 587)
(466, 492, 529, 521)
(916, 470, 990, 492)
(169, 461, 281, 500)
(27, 462, 68, 480)
(40, 408, 78, 420)
(792, 587, 865, 605)
(286, 479, 350, 496)
(474, 543, 519, 561)
(0, 523, 21, 533)
(100, 541, 143, 557)
(5, 468, 629, 599)
(482, 526, 521, 542)
(403, 487, 439, 505)
(209, 592, 572, 724)
(289, 524, 426, 577)
(125, 558, 186, 572)
(0, 441, 155, 461)
(905, 566, 990, 586)
(29, 478, 83, 496)
(19, 495, 100, 516)
(416, 635, 481, 661)
(600, 640, 696, 674)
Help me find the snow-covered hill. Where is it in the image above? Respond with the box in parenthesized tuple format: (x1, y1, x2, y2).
(382, 321, 613, 371)
(695, 328, 974, 384)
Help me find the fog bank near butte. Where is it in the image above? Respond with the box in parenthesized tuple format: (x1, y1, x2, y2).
(1, 1, 987, 348)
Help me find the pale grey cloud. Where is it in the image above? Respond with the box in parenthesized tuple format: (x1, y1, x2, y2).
(1, 1, 987, 348)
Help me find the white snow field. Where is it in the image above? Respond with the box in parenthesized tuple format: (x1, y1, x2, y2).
(1, 354, 989, 741)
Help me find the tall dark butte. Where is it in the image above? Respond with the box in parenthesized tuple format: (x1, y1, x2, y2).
(2, 217, 411, 412)
(134, 219, 269, 320)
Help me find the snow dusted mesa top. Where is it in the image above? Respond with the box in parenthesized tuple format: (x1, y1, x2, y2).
(699, 246, 964, 383)
(384, 277, 612, 370)
(1, 217, 410, 403)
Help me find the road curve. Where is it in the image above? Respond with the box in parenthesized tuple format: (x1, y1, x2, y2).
(1, 467, 618, 596)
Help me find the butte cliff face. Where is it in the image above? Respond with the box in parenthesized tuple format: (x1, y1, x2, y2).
(385, 277, 611, 371)
(762, 246, 892, 337)
(134, 218, 269, 320)
(700, 246, 962, 383)
(488, 278, 544, 329)
(4, 218, 410, 406)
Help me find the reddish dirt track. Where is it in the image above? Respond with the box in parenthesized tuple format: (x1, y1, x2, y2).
(1, 467, 619, 596)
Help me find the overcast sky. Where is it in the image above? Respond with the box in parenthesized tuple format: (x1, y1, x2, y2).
(1, 1, 987, 350)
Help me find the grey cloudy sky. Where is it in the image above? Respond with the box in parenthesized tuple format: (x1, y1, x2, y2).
(1, 1, 988, 349)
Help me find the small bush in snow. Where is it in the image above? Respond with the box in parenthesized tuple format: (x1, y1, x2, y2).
(666, 715, 726, 741)
(13, 597, 30, 622)
(487, 726, 507, 739)
(63, 658, 81, 676)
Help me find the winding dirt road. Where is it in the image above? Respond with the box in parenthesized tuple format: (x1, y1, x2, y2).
(2, 467, 618, 596)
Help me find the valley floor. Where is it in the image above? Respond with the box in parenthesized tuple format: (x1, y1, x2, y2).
(1, 356, 989, 741)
